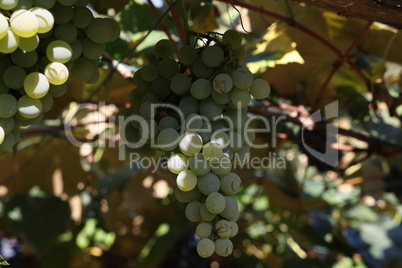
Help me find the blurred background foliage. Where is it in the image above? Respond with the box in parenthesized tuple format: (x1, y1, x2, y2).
(1, 0, 402, 267)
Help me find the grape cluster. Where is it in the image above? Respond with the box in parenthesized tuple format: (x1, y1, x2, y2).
(0, 0, 120, 152)
(121, 30, 271, 258)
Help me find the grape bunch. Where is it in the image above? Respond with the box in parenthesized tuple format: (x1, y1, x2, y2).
(0, 0, 120, 152)
(120, 30, 271, 258)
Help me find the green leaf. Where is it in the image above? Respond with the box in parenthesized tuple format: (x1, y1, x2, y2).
(0, 255, 9, 265)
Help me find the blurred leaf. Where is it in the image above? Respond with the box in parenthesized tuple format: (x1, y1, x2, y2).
(190, 2, 219, 33)
(120, 1, 156, 33)
(0, 255, 9, 265)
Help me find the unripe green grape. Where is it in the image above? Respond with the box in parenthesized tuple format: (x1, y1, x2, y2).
(13, 0, 33, 9)
(177, 169, 198, 192)
(69, 39, 82, 61)
(30, 7, 54, 34)
(185, 200, 202, 222)
(222, 29, 242, 50)
(215, 220, 232, 238)
(167, 153, 189, 174)
(224, 107, 247, 129)
(185, 114, 203, 131)
(46, 40, 72, 63)
(33, 0, 56, 9)
(199, 98, 223, 121)
(49, 83, 67, 97)
(57, 0, 77, 6)
(0, 94, 17, 118)
(0, 126, 4, 144)
(229, 131, 243, 152)
(214, 238, 233, 257)
(213, 73, 233, 94)
(157, 128, 179, 151)
(0, 29, 20, 54)
(202, 46, 224, 67)
(190, 78, 212, 100)
(250, 78, 271, 99)
(140, 93, 159, 104)
(196, 222, 212, 239)
(18, 34, 39, 52)
(197, 120, 212, 143)
(0, 132, 15, 152)
(229, 221, 238, 237)
(139, 101, 156, 120)
(242, 126, 256, 145)
(0, 13, 8, 39)
(44, 62, 69, 85)
(86, 67, 100, 84)
(197, 238, 215, 258)
(189, 153, 210, 176)
(233, 146, 250, 166)
(192, 57, 214, 79)
(179, 132, 203, 156)
(174, 187, 202, 203)
(220, 172, 242, 195)
(209, 155, 232, 176)
(232, 67, 253, 90)
(10, 49, 38, 68)
(220, 196, 239, 221)
(202, 141, 223, 161)
(205, 192, 226, 214)
(210, 131, 229, 149)
(232, 47, 246, 63)
(211, 119, 228, 132)
(0, 80, 8, 94)
(0, 0, 18, 10)
(158, 116, 179, 131)
(178, 45, 198, 65)
(17, 95, 42, 119)
(73, 0, 89, 7)
(230, 89, 251, 109)
(179, 96, 199, 117)
(154, 39, 173, 59)
(71, 57, 94, 82)
(81, 37, 105, 60)
(170, 73, 191, 95)
(40, 93, 54, 112)
(52, 3, 74, 24)
(88, 18, 114, 43)
(197, 172, 220, 195)
(105, 17, 121, 42)
(54, 22, 77, 43)
(3, 66, 26, 89)
(158, 58, 179, 79)
(150, 77, 171, 99)
(72, 7, 93, 28)
(140, 65, 158, 82)
(24, 72, 50, 99)
(10, 9, 38, 38)
(200, 203, 216, 221)
(0, 118, 14, 134)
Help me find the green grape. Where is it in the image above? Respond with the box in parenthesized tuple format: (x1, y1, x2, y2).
(30, 7, 54, 34)
(196, 222, 212, 239)
(213, 73, 233, 94)
(71, 57, 94, 82)
(179, 96, 199, 117)
(3, 66, 26, 89)
(242, 126, 256, 145)
(167, 153, 189, 174)
(0, 126, 4, 144)
(154, 39, 173, 59)
(185, 113, 203, 131)
(250, 78, 271, 99)
(197, 238, 215, 258)
(230, 89, 251, 108)
(199, 98, 223, 120)
(0, 94, 17, 118)
(57, 0, 77, 6)
(200, 203, 216, 221)
(214, 238, 233, 257)
(139, 119, 159, 140)
(54, 22, 77, 43)
(11, 128, 20, 142)
(197, 172, 220, 195)
(211, 119, 228, 132)
(0, 13, 8, 39)
(0, 118, 14, 134)
(72, 6, 93, 28)
(122, 124, 140, 144)
(140, 65, 159, 82)
(185, 200, 202, 222)
(17, 95, 42, 119)
(211, 90, 230, 105)
(140, 93, 158, 104)
(220, 172, 242, 195)
(179, 132, 203, 156)
(224, 107, 247, 129)
(178, 45, 198, 65)
(202, 141, 223, 161)
(0, 131, 15, 152)
(24, 72, 50, 98)
(81, 37, 105, 60)
(174, 187, 202, 203)
(10, 9, 39, 38)
(52, 3, 74, 24)
(10, 49, 38, 68)
(0, 80, 8, 94)
(229, 221, 238, 237)
(40, 93, 54, 112)
(150, 77, 171, 99)
(46, 40, 72, 63)
(220, 196, 239, 221)
(229, 131, 243, 152)
(158, 116, 179, 131)
(190, 78, 212, 100)
(209, 155, 232, 176)
(170, 73, 191, 95)
(222, 29, 242, 50)
(33, 0, 56, 9)
(0, 54, 11, 73)
(0, 0, 18, 10)
(189, 153, 210, 176)
(192, 57, 214, 79)
(87, 18, 113, 44)
(232, 67, 253, 90)
(233, 145, 250, 166)
(13, 0, 33, 9)
(210, 131, 229, 149)
(139, 101, 156, 120)
(177, 169, 198, 192)
(232, 47, 246, 63)
(0, 29, 20, 53)
(18, 35, 39, 52)
(205, 192, 226, 214)
(69, 39, 82, 61)
(105, 18, 120, 42)
(49, 83, 67, 97)
(197, 120, 212, 143)
(157, 127, 179, 151)
(87, 68, 100, 84)
(44, 62, 69, 85)
(133, 71, 151, 91)
(202, 46, 224, 67)
(158, 58, 179, 79)
(215, 220, 232, 238)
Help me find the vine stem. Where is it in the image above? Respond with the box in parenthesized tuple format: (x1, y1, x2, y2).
(166, 0, 187, 45)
